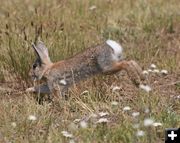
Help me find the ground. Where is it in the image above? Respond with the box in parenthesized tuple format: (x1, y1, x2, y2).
(0, 0, 180, 143)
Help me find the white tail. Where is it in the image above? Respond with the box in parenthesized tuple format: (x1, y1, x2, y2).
(106, 40, 123, 61)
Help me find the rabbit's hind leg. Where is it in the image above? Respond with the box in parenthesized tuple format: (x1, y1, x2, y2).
(103, 60, 145, 86)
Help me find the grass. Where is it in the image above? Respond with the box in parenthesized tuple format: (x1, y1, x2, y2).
(0, 0, 180, 142)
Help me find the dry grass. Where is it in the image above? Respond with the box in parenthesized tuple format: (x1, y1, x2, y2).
(0, 0, 180, 143)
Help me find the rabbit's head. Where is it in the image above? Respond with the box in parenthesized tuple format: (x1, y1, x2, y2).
(30, 41, 52, 81)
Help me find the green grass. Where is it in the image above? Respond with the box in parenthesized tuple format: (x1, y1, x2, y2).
(0, 0, 180, 143)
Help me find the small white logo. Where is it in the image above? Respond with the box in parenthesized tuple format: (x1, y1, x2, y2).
(168, 131, 177, 140)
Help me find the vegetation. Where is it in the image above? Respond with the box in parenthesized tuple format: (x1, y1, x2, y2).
(0, 0, 179, 142)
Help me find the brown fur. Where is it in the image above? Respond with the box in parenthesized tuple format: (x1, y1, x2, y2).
(26, 41, 144, 97)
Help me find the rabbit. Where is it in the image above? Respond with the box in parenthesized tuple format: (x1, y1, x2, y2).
(26, 40, 145, 97)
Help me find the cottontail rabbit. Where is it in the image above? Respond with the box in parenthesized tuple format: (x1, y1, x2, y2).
(26, 40, 144, 96)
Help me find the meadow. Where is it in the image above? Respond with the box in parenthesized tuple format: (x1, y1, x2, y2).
(0, 0, 180, 142)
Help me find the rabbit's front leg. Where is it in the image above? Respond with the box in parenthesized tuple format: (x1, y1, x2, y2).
(26, 84, 51, 94)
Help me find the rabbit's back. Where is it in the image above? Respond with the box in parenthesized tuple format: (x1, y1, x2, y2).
(47, 40, 123, 90)
(27, 40, 144, 96)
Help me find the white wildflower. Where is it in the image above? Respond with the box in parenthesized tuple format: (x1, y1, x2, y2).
(90, 113, 98, 118)
(11, 122, 17, 127)
(175, 95, 180, 99)
(136, 130, 145, 137)
(144, 118, 154, 126)
(161, 70, 168, 75)
(61, 131, 73, 138)
(142, 70, 149, 75)
(112, 86, 121, 92)
(69, 140, 75, 143)
(123, 106, 131, 111)
(144, 108, 150, 113)
(60, 79, 67, 85)
(133, 123, 140, 129)
(89, 5, 97, 10)
(99, 111, 109, 117)
(111, 101, 118, 106)
(167, 110, 171, 114)
(152, 69, 160, 73)
(139, 84, 152, 93)
(150, 64, 156, 69)
(148, 69, 153, 72)
(28, 115, 37, 121)
(73, 118, 81, 123)
(96, 118, 109, 123)
(132, 112, 140, 117)
(80, 120, 88, 128)
(153, 122, 162, 127)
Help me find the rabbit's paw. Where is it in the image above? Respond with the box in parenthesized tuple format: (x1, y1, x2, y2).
(26, 87, 35, 93)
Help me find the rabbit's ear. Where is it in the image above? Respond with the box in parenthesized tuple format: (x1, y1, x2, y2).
(32, 41, 52, 65)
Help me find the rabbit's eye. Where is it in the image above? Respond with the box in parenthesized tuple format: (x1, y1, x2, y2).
(33, 64, 37, 69)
